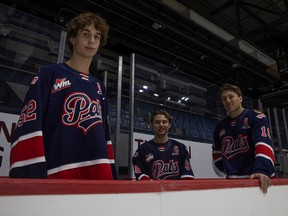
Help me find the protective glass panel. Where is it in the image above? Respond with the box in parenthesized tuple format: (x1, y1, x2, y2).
(0, 4, 65, 113)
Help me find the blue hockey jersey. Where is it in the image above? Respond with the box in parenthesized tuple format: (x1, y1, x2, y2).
(212, 108, 275, 178)
(9, 63, 117, 179)
(132, 139, 195, 180)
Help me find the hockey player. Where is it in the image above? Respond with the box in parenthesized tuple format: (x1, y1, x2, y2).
(132, 109, 194, 180)
(213, 84, 274, 193)
(9, 12, 117, 179)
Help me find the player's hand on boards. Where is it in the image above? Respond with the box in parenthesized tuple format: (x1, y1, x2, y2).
(249, 173, 270, 194)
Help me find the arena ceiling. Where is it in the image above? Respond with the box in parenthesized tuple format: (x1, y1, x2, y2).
(2, 0, 288, 108)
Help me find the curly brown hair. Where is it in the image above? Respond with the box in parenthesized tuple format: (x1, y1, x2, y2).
(150, 109, 173, 124)
(66, 11, 109, 51)
(219, 83, 242, 97)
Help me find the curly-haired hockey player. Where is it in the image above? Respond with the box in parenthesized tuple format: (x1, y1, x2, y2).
(213, 84, 275, 193)
(132, 109, 194, 180)
(9, 12, 117, 179)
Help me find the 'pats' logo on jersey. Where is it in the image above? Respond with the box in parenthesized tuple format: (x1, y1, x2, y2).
(62, 92, 102, 134)
(152, 160, 180, 179)
(222, 135, 249, 159)
(51, 78, 71, 94)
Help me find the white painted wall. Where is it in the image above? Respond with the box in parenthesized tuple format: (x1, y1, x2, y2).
(0, 112, 19, 176)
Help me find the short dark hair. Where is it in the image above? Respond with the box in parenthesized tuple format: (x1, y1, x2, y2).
(66, 11, 109, 51)
(150, 109, 173, 124)
(219, 84, 242, 97)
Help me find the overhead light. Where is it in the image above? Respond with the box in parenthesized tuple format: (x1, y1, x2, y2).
(152, 22, 165, 30)
(143, 85, 148, 89)
(189, 9, 235, 41)
(232, 63, 239, 68)
(154, 93, 159, 97)
(165, 99, 186, 106)
(181, 96, 189, 101)
(139, 89, 144, 93)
